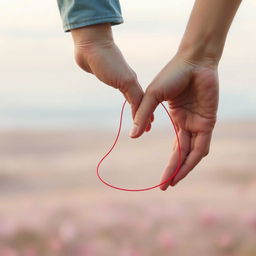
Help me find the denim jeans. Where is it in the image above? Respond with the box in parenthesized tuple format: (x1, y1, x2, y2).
(57, 0, 123, 32)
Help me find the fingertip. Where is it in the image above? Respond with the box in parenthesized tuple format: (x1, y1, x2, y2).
(160, 186, 167, 191)
(145, 122, 151, 132)
(130, 121, 150, 138)
(160, 183, 168, 191)
(129, 131, 145, 139)
(129, 124, 145, 138)
(129, 124, 139, 138)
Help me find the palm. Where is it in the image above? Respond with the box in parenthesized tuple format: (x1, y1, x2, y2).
(169, 66, 218, 135)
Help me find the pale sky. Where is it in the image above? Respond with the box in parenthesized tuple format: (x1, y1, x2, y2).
(1, 0, 256, 128)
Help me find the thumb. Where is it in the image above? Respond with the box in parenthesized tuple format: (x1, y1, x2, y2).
(129, 90, 159, 138)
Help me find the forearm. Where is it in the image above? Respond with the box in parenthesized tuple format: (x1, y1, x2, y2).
(178, 0, 242, 65)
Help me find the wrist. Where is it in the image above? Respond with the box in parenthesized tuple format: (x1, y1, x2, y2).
(71, 23, 114, 49)
(177, 32, 224, 68)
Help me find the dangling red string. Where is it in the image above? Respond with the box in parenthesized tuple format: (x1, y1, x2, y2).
(96, 100, 181, 192)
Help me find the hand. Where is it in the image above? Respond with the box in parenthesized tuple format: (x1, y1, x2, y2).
(71, 23, 152, 129)
(130, 54, 219, 190)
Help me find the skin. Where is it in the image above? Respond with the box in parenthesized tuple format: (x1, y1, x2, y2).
(70, 0, 242, 191)
(71, 24, 153, 130)
(131, 0, 242, 190)
(132, 55, 219, 189)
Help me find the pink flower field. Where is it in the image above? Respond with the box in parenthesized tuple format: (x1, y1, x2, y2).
(0, 122, 255, 256)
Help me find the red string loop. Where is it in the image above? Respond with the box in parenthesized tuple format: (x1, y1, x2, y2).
(96, 100, 181, 192)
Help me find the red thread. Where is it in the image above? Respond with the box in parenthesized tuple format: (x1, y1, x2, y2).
(96, 100, 181, 192)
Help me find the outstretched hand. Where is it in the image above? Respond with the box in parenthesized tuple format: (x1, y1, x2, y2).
(130, 54, 219, 190)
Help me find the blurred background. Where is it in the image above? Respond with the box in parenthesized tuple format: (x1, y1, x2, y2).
(0, 0, 256, 255)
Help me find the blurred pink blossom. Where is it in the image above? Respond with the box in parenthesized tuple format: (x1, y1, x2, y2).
(244, 212, 256, 231)
(0, 247, 18, 256)
(119, 247, 142, 256)
(137, 218, 151, 234)
(0, 218, 18, 238)
(217, 233, 234, 250)
(156, 229, 176, 249)
(199, 209, 221, 227)
(58, 221, 78, 242)
(79, 241, 101, 256)
(22, 246, 38, 256)
(48, 236, 64, 252)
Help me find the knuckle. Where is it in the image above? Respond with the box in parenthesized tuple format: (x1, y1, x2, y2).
(145, 85, 157, 97)
(180, 146, 188, 155)
(122, 74, 137, 86)
(119, 74, 138, 94)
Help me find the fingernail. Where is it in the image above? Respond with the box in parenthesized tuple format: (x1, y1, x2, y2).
(129, 124, 138, 137)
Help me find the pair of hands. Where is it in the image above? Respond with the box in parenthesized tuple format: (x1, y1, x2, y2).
(72, 24, 219, 190)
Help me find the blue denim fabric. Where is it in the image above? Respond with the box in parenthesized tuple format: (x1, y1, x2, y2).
(57, 0, 123, 32)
